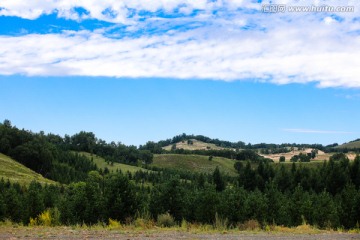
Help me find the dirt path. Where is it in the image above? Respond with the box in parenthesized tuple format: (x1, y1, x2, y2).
(0, 227, 359, 240)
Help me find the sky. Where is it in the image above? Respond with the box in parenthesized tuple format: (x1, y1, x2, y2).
(0, 0, 359, 146)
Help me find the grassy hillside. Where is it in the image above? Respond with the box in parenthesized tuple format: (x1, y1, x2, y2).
(0, 153, 55, 185)
(337, 140, 360, 149)
(259, 149, 332, 162)
(162, 139, 226, 151)
(79, 152, 149, 174)
(152, 154, 238, 176)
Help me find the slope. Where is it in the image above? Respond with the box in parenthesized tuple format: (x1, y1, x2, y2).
(0, 153, 56, 185)
(152, 154, 238, 176)
(79, 152, 149, 173)
(337, 140, 360, 149)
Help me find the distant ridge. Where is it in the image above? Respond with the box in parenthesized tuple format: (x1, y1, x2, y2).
(337, 139, 360, 149)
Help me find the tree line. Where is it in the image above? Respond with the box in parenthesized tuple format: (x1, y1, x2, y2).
(1, 119, 360, 229)
(0, 120, 152, 184)
(0, 155, 359, 229)
(140, 133, 360, 154)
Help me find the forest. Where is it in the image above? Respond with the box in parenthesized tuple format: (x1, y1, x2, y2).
(0, 120, 360, 229)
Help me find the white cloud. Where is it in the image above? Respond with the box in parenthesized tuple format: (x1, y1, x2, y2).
(0, 0, 359, 88)
(1, 0, 358, 22)
(1, 18, 359, 88)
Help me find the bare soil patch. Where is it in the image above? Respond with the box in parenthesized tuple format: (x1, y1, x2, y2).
(0, 227, 359, 240)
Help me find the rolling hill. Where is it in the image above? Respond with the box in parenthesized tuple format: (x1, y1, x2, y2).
(152, 154, 238, 176)
(79, 152, 149, 174)
(337, 139, 360, 149)
(0, 153, 56, 185)
(162, 139, 227, 151)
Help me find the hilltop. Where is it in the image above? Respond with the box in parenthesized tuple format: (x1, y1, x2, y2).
(162, 139, 227, 151)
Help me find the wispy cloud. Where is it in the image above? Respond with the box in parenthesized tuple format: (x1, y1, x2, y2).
(283, 128, 356, 134)
(0, 0, 359, 88)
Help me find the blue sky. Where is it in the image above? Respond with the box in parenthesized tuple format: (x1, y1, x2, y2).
(0, 0, 359, 146)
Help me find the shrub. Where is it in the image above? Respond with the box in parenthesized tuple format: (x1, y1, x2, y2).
(108, 218, 121, 229)
(181, 219, 188, 230)
(238, 219, 260, 231)
(214, 212, 228, 231)
(37, 209, 52, 226)
(157, 213, 175, 227)
(29, 208, 60, 226)
(133, 210, 155, 229)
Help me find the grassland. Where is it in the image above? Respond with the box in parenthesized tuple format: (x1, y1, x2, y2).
(260, 149, 357, 163)
(79, 152, 149, 174)
(0, 153, 55, 185)
(152, 154, 237, 176)
(337, 140, 360, 149)
(162, 139, 227, 151)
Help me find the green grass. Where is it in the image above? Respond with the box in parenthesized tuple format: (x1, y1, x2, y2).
(337, 140, 360, 149)
(79, 152, 149, 174)
(152, 154, 238, 176)
(0, 153, 56, 185)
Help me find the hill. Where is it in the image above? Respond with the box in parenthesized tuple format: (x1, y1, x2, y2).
(162, 139, 227, 151)
(79, 152, 149, 174)
(152, 154, 238, 176)
(0, 153, 56, 185)
(337, 139, 360, 149)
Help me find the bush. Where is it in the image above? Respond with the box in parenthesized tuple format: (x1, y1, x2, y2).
(157, 213, 175, 227)
(214, 212, 228, 231)
(238, 219, 260, 231)
(38, 209, 52, 226)
(29, 208, 60, 226)
(108, 218, 121, 229)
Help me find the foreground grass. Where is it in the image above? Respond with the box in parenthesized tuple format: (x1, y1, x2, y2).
(152, 154, 238, 176)
(0, 153, 56, 185)
(0, 221, 359, 236)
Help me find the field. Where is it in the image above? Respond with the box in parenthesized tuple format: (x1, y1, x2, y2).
(152, 154, 238, 176)
(0, 153, 55, 185)
(79, 152, 149, 174)
(162, 139, 226, 151)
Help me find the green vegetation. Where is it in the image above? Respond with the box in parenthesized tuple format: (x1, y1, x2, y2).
(337, 140, 360, 149)
(0, 153, 55, 185)
(152, 154, 238, 176)
(79, 152, 149, 174)
(1, 119, 360, 231)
